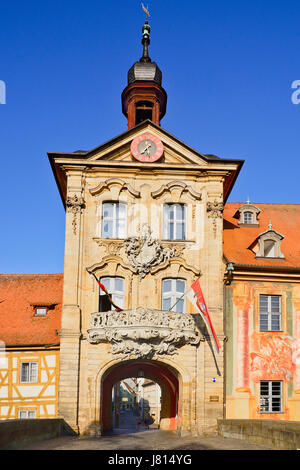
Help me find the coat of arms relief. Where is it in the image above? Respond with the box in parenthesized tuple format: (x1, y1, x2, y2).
(87, 224, 202, 358)
(125, 224, 175, 280)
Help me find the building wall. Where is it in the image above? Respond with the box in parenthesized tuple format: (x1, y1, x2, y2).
(140, 380, 161, 424)
(0, 349, 59, 420)
(58, 124, 228, 435)
(225, 280, 300, 421)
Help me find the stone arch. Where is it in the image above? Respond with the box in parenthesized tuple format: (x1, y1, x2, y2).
(92, 356, 192, 435)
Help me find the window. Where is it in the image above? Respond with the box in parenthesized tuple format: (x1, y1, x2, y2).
(163, 204, 186, 240)
(34, 307, 47, 317)
(237, 204, 260, 226)
(20, 362, 38, 383)
(102, 202, 126, 239)
(135, 101, 153, 125)
(260, 295, 281, 331)
(243, 211, 254, 224)
(260, 381, 282, 413)
(162, 279, 186, 313)
(256, 229, 284, 259)
(18, 410, 36, 419)
(263, 239, 276, 257)
(99, 277, 125, 312)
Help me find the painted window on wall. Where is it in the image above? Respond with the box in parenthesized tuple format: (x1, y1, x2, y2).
(259, 295, 281, 331)
(260, 381, 282, 413)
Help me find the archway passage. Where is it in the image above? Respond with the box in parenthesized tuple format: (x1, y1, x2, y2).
(101, 360, 180, 433)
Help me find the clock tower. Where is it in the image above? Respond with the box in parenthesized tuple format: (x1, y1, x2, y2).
(49, 17, 243, 437)
(121, 20, 167, 129)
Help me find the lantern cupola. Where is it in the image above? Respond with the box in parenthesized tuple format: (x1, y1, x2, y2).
(121, 20, 167, 129)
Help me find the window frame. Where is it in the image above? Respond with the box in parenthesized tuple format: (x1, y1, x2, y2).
(20, 361, 38, 384)
(259, 294, 282, 332)
(99, 276, 125, 312)
(18, 409, 37, 419)
(163, 203, 187, 241)
(161, 278, 186, 313)
(260, 380, 283, 413)
(101, 201, 127, 239)
(243, 211, 254, 224)
(34, 306, 48, 317)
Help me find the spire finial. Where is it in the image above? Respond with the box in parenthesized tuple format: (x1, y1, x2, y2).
(141, 3, 150, 20)
(268, 220, 272, 229)
(246, 196, 250, 204)
(140, 4, 151, 63)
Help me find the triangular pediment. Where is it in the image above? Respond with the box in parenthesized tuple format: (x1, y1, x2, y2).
(48, 119, 244, 207)
(85, 121, 211, 167)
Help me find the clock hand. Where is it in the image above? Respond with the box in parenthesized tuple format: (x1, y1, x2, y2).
(141, 142, 151, 154)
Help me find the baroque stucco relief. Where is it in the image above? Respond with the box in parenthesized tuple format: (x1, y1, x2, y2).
(87, 307, 201, 359)
(125, 224, 176, 280)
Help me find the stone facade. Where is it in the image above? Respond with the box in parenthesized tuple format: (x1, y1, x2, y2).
(49, 120, 242, 436)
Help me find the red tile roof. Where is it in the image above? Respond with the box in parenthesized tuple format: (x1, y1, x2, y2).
(0, 274, 63, 347)
(223, 203, 300, 268)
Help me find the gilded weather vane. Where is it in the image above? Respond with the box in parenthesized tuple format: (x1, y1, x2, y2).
(141, 3, 150, 20)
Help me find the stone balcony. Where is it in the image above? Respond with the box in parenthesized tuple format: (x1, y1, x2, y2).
(87, 307, 201, 360)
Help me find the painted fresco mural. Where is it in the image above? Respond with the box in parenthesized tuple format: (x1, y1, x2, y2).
(226, 280, 300, 420)
(250, 332, 298, 383)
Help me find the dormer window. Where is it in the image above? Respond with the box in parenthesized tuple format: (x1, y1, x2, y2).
(243, 211, 254, 224)
(263, 239, 276, 258)
(256, 225, 284, 259)
(237, 203, 260, 227)
(34, 307, 48, 317)
(31, 303, 56, 317)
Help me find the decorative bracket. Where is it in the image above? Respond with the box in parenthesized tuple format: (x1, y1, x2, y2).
(66, 194, 85, 235)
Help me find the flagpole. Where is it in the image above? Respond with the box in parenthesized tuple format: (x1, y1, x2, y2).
(168, 289, 189, 312)
(167, 282, 200, 312)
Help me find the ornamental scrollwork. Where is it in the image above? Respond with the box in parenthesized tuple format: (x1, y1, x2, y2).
(66, 194, 85, 235)
(125, 224, 175, 280)
(87, 307, 201, 359)
(206, 200, 224, 218)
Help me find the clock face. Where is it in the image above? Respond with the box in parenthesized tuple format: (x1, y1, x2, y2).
(130, 132, 164, 162)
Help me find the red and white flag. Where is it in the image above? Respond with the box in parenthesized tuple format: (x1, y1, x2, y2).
(187, 279, 221, 354)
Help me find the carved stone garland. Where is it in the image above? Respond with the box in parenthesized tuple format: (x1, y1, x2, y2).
(87, 307, 201, 359)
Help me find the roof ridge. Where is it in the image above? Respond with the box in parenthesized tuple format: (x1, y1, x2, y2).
(0, 273, 63, 277)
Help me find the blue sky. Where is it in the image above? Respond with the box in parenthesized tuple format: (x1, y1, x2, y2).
(1, 0, 299, 273)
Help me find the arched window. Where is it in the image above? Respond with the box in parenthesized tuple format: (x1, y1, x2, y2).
(243, 211, 254, 224)
(162, 278, 186, 313)
(99, 277, 125, 312)
(263, 239, 276, 258)
(256, 229, 284, 259)
(102, 202, 126, 239)
(237, 204, 260, 226)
